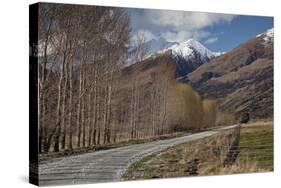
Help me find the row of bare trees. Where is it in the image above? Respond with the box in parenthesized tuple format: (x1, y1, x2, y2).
(35, 4, 235, 154)
(37, 4, 130, 153)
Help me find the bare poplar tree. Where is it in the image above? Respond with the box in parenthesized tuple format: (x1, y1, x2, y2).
(129, 33, 148, 139)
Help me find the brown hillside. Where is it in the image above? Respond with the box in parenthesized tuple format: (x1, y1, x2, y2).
(187, 33, 273, 119)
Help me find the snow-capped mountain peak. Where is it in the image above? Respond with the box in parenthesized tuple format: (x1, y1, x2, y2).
(167, 39, 219, 61)
(156, 38, 223, 65)
(256, 28, 274, 44)
(149, 38, 224, 78)
(126, 38, 223, 78)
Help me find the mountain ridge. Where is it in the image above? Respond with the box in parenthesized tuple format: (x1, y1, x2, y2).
(146, 38, 223, 77)
(187, 28, 274, 119)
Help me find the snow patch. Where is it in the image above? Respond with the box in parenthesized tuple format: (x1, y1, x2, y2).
(158, 39, 223, 63)
(256, 28, 274, 41)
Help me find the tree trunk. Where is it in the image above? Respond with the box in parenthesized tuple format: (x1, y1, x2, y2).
(106, 83, 112, 144)
(68, 56, 73, 150)
(92, 65, 98, 145)
(76, 62, 83, 148)
(54, 59, 65, 152)
(61, 56, 69, 150)
(130, 81, 135, 139)
(81, 63, 86, 147)
(102, 78, 108, 144)
(87, 90, 93, 146)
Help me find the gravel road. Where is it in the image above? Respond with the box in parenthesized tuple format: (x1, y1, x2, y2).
(39, 125, 237, 186)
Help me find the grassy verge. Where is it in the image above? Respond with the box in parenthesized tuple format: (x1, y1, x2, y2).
(214, 121, 273, 174)
(238, 122, 273, 170)
(122, 121, 273, 180)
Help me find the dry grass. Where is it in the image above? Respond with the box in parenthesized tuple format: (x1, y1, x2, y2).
(207, 121, 273, 175)
(122, 128, 237, 180)
(122, 121, 273, 180)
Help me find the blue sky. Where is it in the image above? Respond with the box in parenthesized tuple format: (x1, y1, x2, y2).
(128, 8, 273, 52)
(204, 16, 273, 51)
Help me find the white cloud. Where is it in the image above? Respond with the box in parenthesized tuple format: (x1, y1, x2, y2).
(132, 29, 157, 42)
(130, 10, 236, 43)
(204, 37, 218, 44)
(192, 31, 211, 40)
(146, 10, 236, 31)
(161, 30, 210, 42)
(161, 31, 191, 42)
